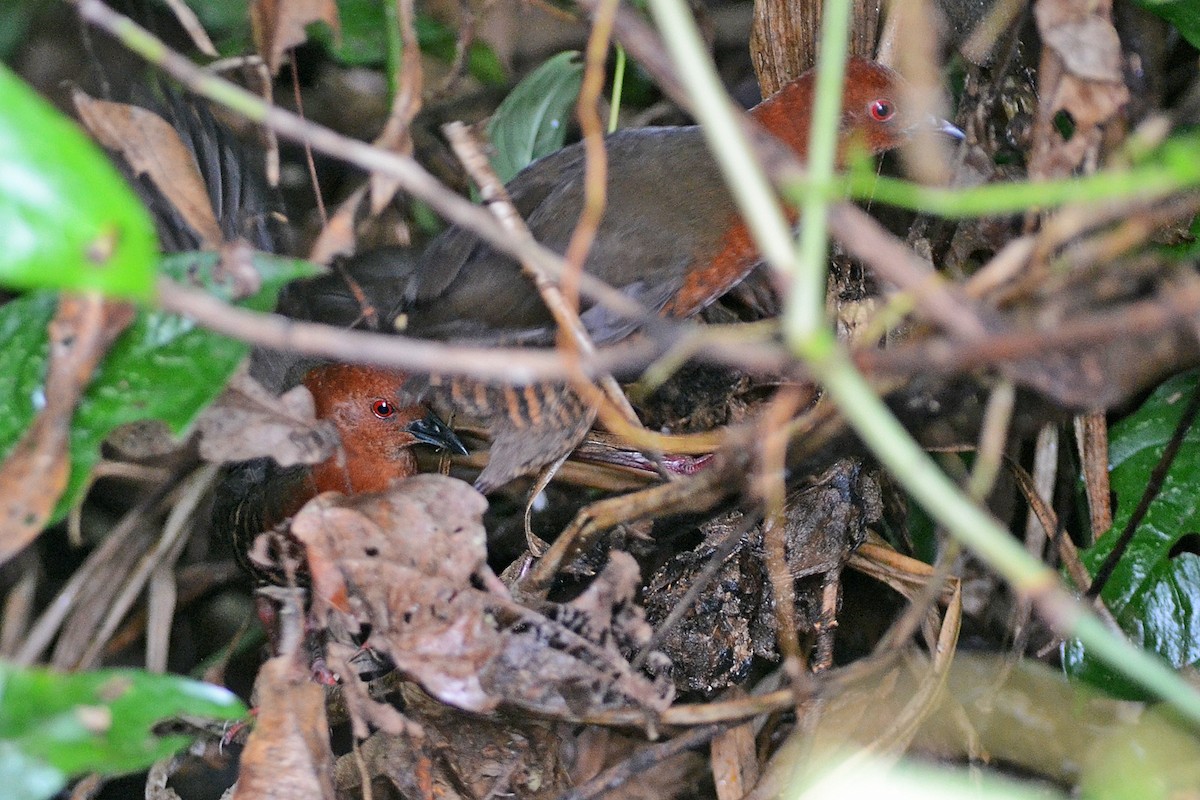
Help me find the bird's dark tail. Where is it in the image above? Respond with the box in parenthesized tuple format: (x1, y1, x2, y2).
(114, 85, 287, 255)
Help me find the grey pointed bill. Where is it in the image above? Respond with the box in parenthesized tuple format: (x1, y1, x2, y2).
(929, 114, 965, 140)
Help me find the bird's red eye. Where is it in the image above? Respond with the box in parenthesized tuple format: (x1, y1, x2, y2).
(868, 98, 895, 122)
(371, 399, 395, 418)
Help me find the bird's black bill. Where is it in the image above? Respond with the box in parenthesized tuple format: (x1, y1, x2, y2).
(408, 409, 468, 455)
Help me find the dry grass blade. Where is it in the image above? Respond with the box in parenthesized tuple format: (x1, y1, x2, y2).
(1075, 411, 1113, 538)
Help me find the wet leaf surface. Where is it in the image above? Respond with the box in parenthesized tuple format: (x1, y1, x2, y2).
(1064, 371, 1200, 697)
(0, 662, 244, 800)
(0, 252, 318, 528)
(0, 65, 156, 298)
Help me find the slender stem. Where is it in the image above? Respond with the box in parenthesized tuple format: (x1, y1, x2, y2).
(642, 0, 795, 275)
(608, 45, 626, 133)
(832, 138, 1200, 217)
(787, 1, 852, 345)
(797, 328, 1200, 725)
(383, 0, 403, 100)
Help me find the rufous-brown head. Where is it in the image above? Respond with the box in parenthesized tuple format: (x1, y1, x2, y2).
(750, 57, 961, 164)
(302, 363, 466, 495)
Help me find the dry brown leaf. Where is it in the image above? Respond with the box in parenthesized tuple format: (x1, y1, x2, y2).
(368, 124, 412, 216)
(296, 473, 489, 584)
(307, 186, 366, 266)
(73, 91, 223, 248)
(483, 552, 674, 716)
(575, 732, 706, 800)
(290, 476, 672, 718)
(1030, 0, 1129, 177)
(233, 653, 336, 800)
(564, 548, 655, 650)
(1037, 4, 1124, 84)
(195, 370, 339, 466)
(251, 0, 341, 75)
(291, 475, 500, 710)
(369, 567, 503, 710)
(104, 419, 183, 460)
(413, 697, 570, 800)
(336, 684, 571, 800)
(332, 728, 442, 800)
(0, 295, 134, 566)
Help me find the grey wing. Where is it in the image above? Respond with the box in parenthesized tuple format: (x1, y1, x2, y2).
(400, 127, 733, 345)
(400, 142, 591, 342)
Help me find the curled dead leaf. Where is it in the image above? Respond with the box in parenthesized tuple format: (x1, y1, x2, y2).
(290, 475, 498, 710)
(105, 419, 183, 460)
(251, 0, 340, 74)
(1030, 0, 1130, 176)
(287, 476, 671, 717)
(196, 370, 339, 466)
(73, 90, 223, 248)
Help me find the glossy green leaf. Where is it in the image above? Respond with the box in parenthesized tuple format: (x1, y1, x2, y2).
(1134, 0, 1200, 49)
(1063, 370, 1200, 698)
(486, 51, 584, 184)
(0, 252, 320, 523)
(0, 661, 244, 800)
(0, 65, 157, 299)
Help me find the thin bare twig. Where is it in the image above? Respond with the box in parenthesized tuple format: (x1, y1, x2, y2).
(560, 725, 725, 800)
(758, 388, 808, 682)
(157, 278, 621, 381)
(827, 204, 992, 341)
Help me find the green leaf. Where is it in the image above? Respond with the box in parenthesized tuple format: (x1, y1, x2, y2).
(0, 4, 34, 61)
(306, 0, 506, 85)
(1063, 370, 1200, 698)
(486, 51, 584, 184)
(319, 0, 381, 64)
(1134, 0, 1200, 49)
(464, 41, 507, 88)
(0, 661, 245, 800)
(0, 65, 157, 299)
(0, 252, 320, 523)
(184, 0, 253, 55)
